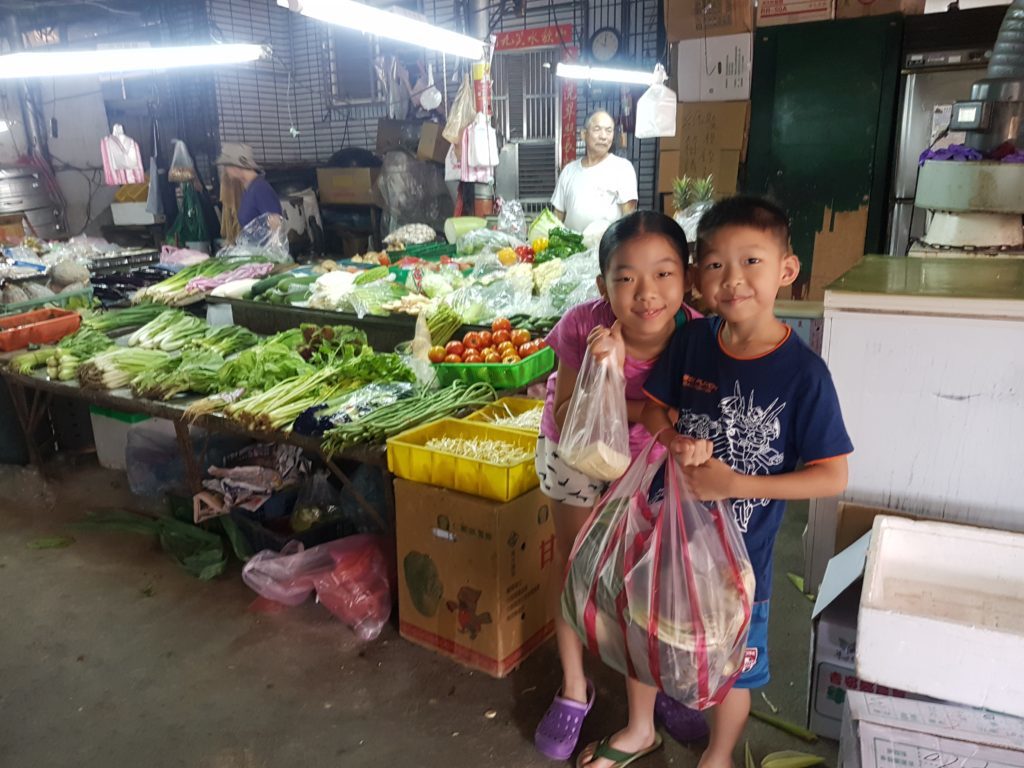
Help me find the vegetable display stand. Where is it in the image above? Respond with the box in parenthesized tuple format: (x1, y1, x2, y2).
(0, 308, 81, 352)
(432, 345, 555, 389)
(387, 418, 538, 502)
(464, 397, 544, 435)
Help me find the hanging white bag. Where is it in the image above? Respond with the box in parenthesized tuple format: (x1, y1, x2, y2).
(634, 64, 677, 140)
(467, 112, 499, 168)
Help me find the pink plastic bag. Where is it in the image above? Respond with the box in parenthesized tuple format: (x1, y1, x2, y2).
(242, 535, 394, 640)
(562, 436, 754, 709)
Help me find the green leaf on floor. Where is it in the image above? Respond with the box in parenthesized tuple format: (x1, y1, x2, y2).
(749, 710, 819, 743)
(786, 572, 806, 593)
(745, 742, 756, 768)
(27, 535, 75, 549)
(761, 750, 825, 768)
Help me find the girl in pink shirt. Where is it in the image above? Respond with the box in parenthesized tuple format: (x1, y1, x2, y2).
(534, 212, 703, 763)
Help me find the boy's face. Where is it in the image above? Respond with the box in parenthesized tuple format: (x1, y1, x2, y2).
(693, 225, 799, 324)
(597, 232, 685, 339)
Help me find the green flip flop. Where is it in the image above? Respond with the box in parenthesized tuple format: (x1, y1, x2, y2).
(577, 733, 664, 768)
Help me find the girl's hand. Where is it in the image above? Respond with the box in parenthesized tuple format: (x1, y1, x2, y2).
(669, 436, 713, 467)
(683, 458, 739, 501)
(587, 321, 625, 368)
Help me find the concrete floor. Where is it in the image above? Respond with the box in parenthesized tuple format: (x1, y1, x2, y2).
(0, 457, 837, 768)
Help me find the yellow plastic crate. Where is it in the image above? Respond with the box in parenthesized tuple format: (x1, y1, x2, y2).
(464, 397, 544, 436)
(387, 418, 538, 502)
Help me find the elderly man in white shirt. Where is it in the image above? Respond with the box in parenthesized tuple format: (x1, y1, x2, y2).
(550, 110, 639, 233)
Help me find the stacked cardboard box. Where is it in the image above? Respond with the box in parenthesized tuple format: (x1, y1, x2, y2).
(660, 0, 753, 208)
(393, 478, 555, 678)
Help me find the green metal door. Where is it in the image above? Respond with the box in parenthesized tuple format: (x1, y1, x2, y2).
(744, 15, 902, 297)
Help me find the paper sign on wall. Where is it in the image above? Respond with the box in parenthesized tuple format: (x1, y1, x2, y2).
(676, 34, 752, 103)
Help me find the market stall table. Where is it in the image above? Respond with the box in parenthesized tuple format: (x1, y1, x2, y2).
(1, 367, 391, 532)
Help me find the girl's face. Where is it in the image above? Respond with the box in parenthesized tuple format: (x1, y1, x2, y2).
(597, 232, 686, 339)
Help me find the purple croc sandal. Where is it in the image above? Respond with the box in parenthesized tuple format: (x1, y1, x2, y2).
(535, 681, 596, 761)
(655, 691, 710, 743)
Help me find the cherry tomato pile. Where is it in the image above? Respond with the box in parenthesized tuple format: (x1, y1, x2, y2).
(428, 317, 548, 366)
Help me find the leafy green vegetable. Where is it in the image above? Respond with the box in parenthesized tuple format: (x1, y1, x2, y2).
(528, 208, 562, 242)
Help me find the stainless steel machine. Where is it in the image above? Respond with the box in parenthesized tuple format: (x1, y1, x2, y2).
(887, 6, 1007, 257)
(910, 0, 1024, 258)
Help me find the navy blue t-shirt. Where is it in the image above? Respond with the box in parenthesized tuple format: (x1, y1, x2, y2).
(238, 176, 282, 229)
(644, 317, 853, 603)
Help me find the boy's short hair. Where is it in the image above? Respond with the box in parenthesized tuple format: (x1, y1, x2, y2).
(695, 196, 791, 262)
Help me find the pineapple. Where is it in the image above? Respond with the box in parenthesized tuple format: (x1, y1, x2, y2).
(672, 175, 695, 213)
(671, 174, 715, 213)
(691, 174, 715, 204)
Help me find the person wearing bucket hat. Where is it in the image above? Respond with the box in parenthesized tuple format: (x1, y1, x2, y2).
(215, 142, 282, 230)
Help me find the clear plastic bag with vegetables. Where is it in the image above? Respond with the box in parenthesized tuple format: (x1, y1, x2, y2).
(455, 228, 525, 257)
(216, 213, 291, 264)
(290, 472, 344, 533)
(535, 249, 600, 316)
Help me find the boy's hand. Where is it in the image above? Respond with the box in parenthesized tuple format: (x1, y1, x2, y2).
(587, 321, 625, 368)
(683, 458, 739, 501)
(669, 436, 713, 467)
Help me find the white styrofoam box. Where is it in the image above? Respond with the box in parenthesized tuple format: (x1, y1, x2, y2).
(111, 202, 163, 226)
(840, 691, 1024, 768)
(89, 406, 150, 471)
(676, 34, 751, 102)
(857, 516, 1024, 718)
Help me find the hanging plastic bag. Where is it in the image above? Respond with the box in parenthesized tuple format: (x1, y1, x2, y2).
(562, 436, 754, 709)
(635, 65, 677, 140)
(559, 346, 631, 482)
(168, 139, 196, 183)
(443, 75, 478, 151)
(467, 112, 499, 168)
(165, 183, 209, 246)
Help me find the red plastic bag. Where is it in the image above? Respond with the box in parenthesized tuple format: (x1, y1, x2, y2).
(312, 535, 393, 642)
(242, 534, 394, 641)
(562, 436, 754, 709)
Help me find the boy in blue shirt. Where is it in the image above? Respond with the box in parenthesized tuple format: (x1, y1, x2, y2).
(575, 196, 852, 768)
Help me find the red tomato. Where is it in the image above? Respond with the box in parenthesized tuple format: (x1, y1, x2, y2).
(444, 353, 462, 363)
(510, 329, 530, 347)
(518, 341, 536, 358)
(492, 317, 512, 332)
(498, 341, 516, 356)
(445, 341, 464, 357)
(483, 351, 502, 364)
(463, 331, 482, 350)
(428, 346, 446, 363)
(492, 329, 511, 346)
(502, 354, 521, 365)
(479, 330, 492, 347)
(535, 339, 549, 350)
(463, 351, 483, 364)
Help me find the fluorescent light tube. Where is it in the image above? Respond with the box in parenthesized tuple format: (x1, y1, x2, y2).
(279, 0, 484, 60)
(0, 43, 269, 80)
(556, 62, 653, 86)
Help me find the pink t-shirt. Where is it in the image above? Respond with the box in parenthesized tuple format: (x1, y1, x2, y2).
(540, 298, 700, 458)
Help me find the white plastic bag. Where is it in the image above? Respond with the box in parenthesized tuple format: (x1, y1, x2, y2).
(635, 65, 677, 140)
(559, 347, 631, 481)
(467, 112, 499, 168)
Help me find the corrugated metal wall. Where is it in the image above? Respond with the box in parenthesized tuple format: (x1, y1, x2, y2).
(204, 0, 661, 207)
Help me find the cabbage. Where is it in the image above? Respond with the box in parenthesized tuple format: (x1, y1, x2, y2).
(528, 208, 562, 241)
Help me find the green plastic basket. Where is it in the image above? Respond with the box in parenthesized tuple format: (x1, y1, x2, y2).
(393, 242, 456, 262)
(432, 345, 555, 389)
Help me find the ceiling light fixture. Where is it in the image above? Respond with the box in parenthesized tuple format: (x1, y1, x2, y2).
(556, 62, 653, 86)
(0, 43, 270, 80)
(277, 0, 484, 60)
